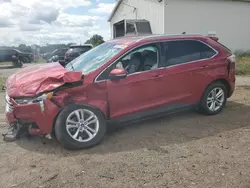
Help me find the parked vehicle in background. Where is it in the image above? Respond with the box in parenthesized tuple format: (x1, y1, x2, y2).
(47, 48, 68, 63)
(47, 55, 59, 63)
(64, 44, 93, 64)
(45, 48, 68, 63)
(11, 54, 23, 68)
(0, 49, 33, 65)
(4, 34, 236, 150)
(43, 50, 56, 61)
(13, 49, 34, 63)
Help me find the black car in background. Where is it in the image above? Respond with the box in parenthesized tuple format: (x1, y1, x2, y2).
(43, 48, 66, 61)
(0, 49, 33, 63)
(64, 44, 93, 64)
(47, 48, 68, 63)
(43, 49, 57, 61)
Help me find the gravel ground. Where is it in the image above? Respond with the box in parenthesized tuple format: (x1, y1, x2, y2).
(1, 71, 250, 187)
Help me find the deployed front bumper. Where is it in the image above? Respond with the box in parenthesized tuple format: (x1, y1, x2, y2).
(5, 93, 60, 135)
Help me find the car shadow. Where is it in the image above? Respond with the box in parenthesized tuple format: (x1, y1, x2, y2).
(14, 101, 250, 155)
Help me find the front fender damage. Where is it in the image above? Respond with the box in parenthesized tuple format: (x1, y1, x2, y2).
(3, 91, 73, 142)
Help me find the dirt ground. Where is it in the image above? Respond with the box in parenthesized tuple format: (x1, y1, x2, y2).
(1, 71, 250, 187)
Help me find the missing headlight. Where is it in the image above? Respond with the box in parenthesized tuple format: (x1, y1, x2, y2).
(15, 98, 35, 104)
(14, 92, 53, 104)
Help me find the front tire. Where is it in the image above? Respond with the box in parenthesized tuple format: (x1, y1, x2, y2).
(199, 82, 227, 115)
(55, 104, 106, 150)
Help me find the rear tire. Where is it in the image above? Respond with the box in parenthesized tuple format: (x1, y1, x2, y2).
(55, 104, 106, 150)
(199, 82, 227, 115)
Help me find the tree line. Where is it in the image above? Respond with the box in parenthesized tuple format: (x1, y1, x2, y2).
(0, 34, 105, 54)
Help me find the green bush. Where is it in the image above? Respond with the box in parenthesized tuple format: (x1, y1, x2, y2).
(236, 56, 250, 75)
(0, 76, 7, 88)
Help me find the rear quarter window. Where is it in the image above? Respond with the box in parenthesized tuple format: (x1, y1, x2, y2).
(164, 40, 217, 66)
(216, 41, 232, 54)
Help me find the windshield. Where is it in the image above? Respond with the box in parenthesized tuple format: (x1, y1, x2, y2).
(14, 49, 21, 53)
(52, 49, 58, 54)
(65, 42, 124, 74)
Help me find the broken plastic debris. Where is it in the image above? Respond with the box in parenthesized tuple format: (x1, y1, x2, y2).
(2, 124, 21, 142)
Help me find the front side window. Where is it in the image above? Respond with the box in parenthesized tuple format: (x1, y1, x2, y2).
(65, 42, 124, 75)
(164, 40, 217, 67)
(116, 44, 159, 75)
(96, 44, 159, 81)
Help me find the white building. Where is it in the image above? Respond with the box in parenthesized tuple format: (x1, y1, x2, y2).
(108, 0, 250, 52)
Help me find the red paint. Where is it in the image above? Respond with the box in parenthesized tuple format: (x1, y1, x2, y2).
(6, 62, 82, 97)
(4, 35, 235, 135)
(29, 128, 46, 136)
(6, 99, 60, 134)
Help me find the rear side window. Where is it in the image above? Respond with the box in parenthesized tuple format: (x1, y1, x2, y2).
(57, 49, 67, 55)
(164, 40, 217, 67)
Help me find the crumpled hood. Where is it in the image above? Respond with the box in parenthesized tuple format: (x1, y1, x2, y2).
(6, 63, 81, 97)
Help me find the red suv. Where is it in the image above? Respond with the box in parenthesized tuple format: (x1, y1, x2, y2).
(4, 34, 236, 150)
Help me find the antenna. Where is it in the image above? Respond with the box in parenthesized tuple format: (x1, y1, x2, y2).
(121, 2, 137, 19)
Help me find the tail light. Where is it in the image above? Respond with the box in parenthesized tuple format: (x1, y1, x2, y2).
(226, 54, 236, 76)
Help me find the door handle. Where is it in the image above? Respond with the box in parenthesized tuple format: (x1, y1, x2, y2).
(201, 65, 209, 68)
(152, 74, 163, 78)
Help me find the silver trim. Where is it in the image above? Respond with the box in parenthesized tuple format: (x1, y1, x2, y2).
(5, 92, 14, 112)
(136, 34, 203, 42)
(111, 73, 127, 77)
(66, 109, 99, 143)
(207, 87, 225, 112)
(94, 39, 218, 83)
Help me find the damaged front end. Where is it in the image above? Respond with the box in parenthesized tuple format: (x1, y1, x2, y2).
(3, 68, 83, 142)
(3, 91, 61, 142)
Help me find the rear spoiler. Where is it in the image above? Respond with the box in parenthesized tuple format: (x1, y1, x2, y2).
(208, 36, 219, 41)
(207, 36, 232, 53)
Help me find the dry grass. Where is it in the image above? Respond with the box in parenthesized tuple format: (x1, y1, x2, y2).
(0, 62, 12, 66)
(0, 76, 7, 88)
(0, 58, 46, 66)
(236, 56, 250, 75)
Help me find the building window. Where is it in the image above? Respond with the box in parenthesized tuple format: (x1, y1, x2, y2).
(126, 23, 136, 34)
(135, 22, 152, 34)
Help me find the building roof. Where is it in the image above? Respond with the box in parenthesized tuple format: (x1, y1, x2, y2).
(108, 0, 122, 22)
(108, 0, 250, 22)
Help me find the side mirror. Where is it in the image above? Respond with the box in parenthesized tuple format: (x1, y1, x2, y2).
(63, 71, 82, 83)
(109, 68, 127, 80)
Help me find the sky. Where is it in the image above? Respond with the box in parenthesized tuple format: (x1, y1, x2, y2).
(0, 0, 116, 46)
